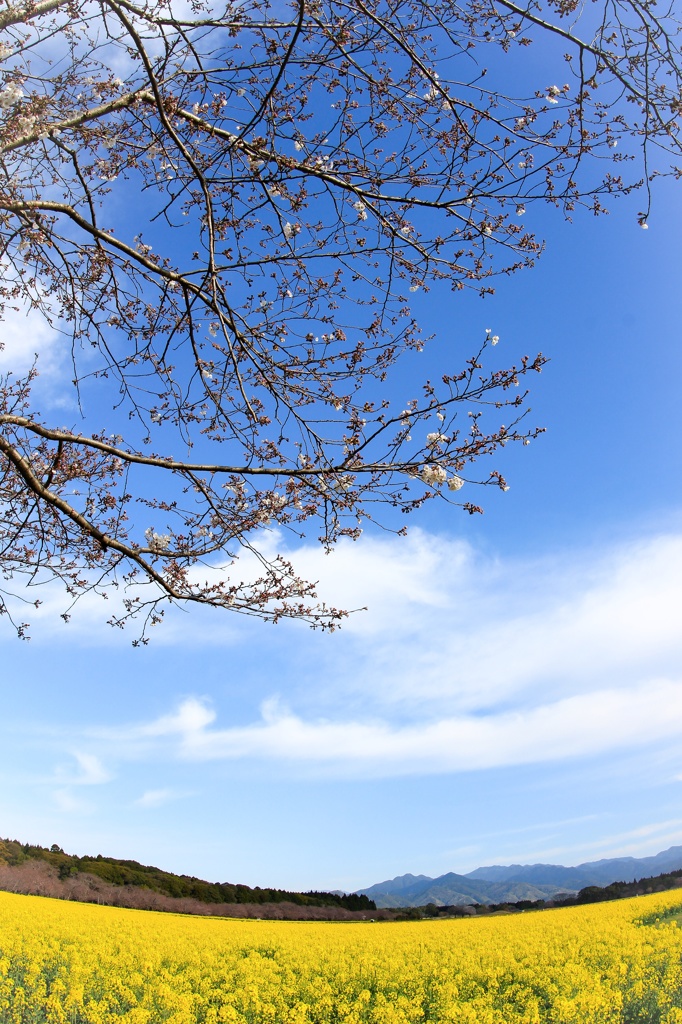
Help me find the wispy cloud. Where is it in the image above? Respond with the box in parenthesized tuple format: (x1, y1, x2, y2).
(113, 677, 682, 778)
(57, 527, 682, 780)
(90, 698, 216, 749)
(135, 700, 217, 738)
(0, 296, 70, 398)
(53, 752, 113, 787)
(96, 527, 682, 717)
(495, 818, 682, 868)
(134, 788, 191, 808)
(589, 818, 682, 850)
(286, 529, 682, 715)
(52, 788, 94, 814)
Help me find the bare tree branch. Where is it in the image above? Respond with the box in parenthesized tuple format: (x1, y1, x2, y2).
(0, 0, 678, 638)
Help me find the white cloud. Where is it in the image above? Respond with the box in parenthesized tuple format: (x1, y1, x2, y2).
(134, 788, 189, 808)
(281, 530, 682, 715)
(294, 529, 466, 635)
(53, 752, 113, 786)
(67, 525, 681, 692)
(0, 297, 65, 385)
(113, 677, 682, 778)
(124, 528, 682, 715)
(495, 818, 682, 868)
(139, 699, 217, 737)
(125, 698, 216, 739)
(59, 526, 682, 779)
(83, 699, 218, 760)
(588, 818, 682, 850)
(16, 524, 682, 783)
(52, 788, 94, 814)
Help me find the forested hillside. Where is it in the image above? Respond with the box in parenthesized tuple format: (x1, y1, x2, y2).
(0, 838, 375, 912)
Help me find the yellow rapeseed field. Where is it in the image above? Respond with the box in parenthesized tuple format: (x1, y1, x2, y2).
(1, 888, 682, 1024)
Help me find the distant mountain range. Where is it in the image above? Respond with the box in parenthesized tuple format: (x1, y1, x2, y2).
(356, 846, 682, 907)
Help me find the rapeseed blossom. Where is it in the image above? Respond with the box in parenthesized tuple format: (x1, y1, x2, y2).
(1, 887, 682, 1024)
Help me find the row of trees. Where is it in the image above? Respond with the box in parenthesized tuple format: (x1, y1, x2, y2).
(1, 838, 377, 909)
(1, 0, 680, 637)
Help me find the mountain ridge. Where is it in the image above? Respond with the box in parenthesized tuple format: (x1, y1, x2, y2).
(356, 845, 682, 907)
(4, 835, 681, 912)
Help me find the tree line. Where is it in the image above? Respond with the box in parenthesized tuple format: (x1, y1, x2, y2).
(0, 838, 376, 911)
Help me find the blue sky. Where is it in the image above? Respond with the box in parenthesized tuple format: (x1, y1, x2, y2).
(2, 99, 682, 892)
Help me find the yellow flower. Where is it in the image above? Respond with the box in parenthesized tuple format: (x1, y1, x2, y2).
(0, 889, 682, 1023)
